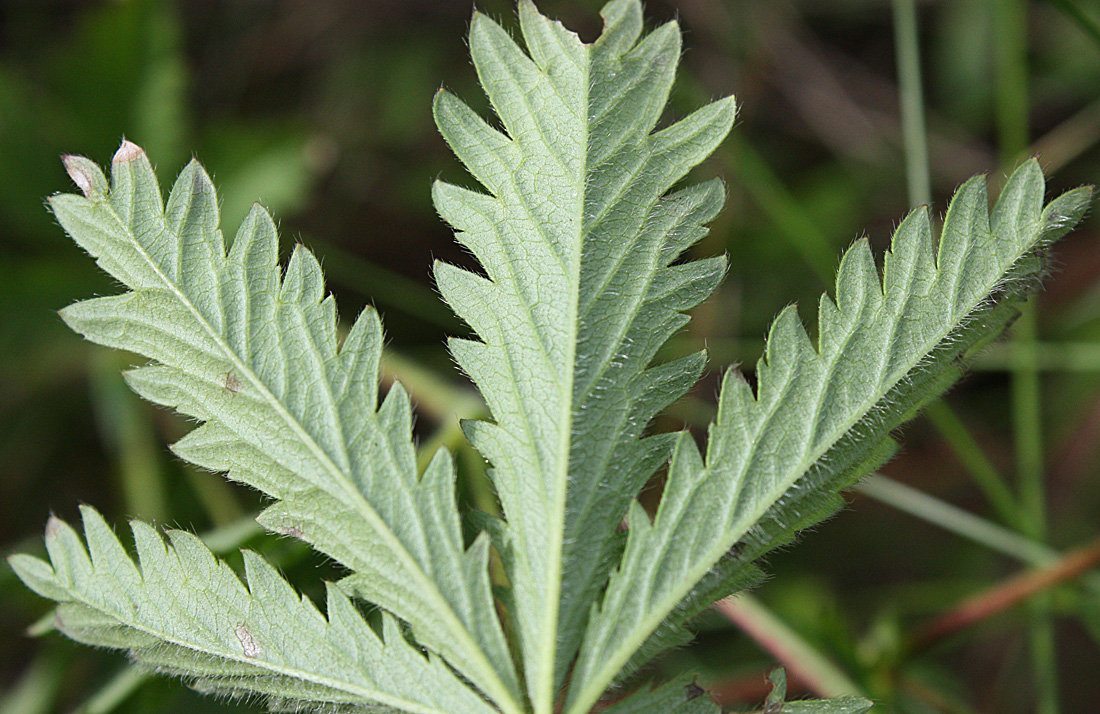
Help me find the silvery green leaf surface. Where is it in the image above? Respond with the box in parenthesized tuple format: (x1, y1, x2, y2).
(564, 161, 1091, 712)
(433, 0, 733, 707)
(8, 507, 499, 714)
(36, 142, 520, 713)
(13, 1, 1095, 712)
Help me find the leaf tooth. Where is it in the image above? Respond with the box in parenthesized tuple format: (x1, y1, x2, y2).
(518, 0, 585, 73)
(130, 520, 170, 579)
(170, 422, 302, 499)
(655, 179, 726, 263)
(934, 176, 987, 293)
(225, 203, 279, 360)
(8, 553, 65, 603)
(324, 582, 375, 653)
(62, 292, 224, 374)
(336, 306, 383, 406)
(375, 382, 418, 491)
(48, 193, 154, 288)
(589, 20, 680, 155)
(433, 180, 498, 232)
(816, 292, 842, 351)
(878, 211, 936, 376)
(279, 244, 324, 306)
(833, 238, 882, 319)
(109, 140, 174, 275)
(593, 0, 644, 58)
(433, 90, 513, 197)
(447, 337, 499, 406)
(417, 449, 465, 553)
(990, 159, 1044, 259)
(632, 351, 707, 425)
(761, 304, 814, 380)
(717, 366, 756, 415)
(242, 549, 303, 619)
(62, 154, 108, 199)
(79, 506, 140, 592)
(882, 207, 935, 304)
(647, 96, 737, 194)
(459, 416, 505, 462)
(228, 202, 279, 272)
(470, 12, 546, 139)
(125, 363, 211, 420)
(646, 256, 727, 311)
(113, 139, 145, 163)
(434, 261, 502, 338)
(652, 433, 707, 527)
(44, 514, 92, 588)
(1038, 185, 1093, 245)
(165, 161, 226, 327)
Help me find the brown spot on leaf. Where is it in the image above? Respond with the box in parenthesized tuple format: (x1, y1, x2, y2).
(62, 156, 95, 197)
(278, 525, 304, 539)
(235, 623, 261, 658)
(684, 682, 706, 700)
(113, 140, 145, 163)
(45, 515, 64, 540)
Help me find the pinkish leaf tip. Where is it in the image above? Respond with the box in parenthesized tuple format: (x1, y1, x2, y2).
(113, 140, 145, 163)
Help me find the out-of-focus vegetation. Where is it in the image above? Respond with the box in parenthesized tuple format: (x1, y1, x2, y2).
(1, 1, 1099, 712)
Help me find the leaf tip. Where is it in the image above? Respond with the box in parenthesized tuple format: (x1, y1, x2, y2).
(44, 514, 65, 541)
(61, 155, 106, 198)
(113, 139, 146, 164)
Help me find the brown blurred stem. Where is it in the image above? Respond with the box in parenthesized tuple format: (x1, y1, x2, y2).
(911, 534, 1100, 653)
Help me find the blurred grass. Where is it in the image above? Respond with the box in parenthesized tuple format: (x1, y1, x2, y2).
(1, 1, 1099, 712)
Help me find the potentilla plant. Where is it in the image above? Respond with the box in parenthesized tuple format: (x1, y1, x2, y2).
(9, 1, 1091, 713)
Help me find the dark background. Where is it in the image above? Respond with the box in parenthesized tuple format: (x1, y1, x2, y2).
(2, 1, 1100, 712)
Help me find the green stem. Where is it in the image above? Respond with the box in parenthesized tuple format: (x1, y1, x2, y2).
(858, 476, 1047, 565)
(974, 340, 1100, 371)
(891, 0, 1022, 551)
(1013, 309, 1046, 539)
(892, 0, 931, 208)
(994, 0, 1060, 708)
(923, 402, 1019, 527)
(67, 667, 147, 714)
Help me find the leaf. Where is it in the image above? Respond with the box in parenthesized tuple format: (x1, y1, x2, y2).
(8, 507, 499, 714)
(596, 676, 718, 714)
(565, 162, 1091, 712)
(763, 669, 874, 714)
(46, 143, 521, 712)
(432, 0, 734, 707)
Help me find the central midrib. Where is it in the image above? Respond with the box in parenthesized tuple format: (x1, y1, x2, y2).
(532, 44, 591, 714)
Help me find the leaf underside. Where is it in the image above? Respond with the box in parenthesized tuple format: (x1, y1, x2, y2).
(433, 0, 734, 707)
(10, 1, 1092, 713)
(18, 142, 520, 712)
(564, 161, 1090, 712)
(10, 507, 498, 714)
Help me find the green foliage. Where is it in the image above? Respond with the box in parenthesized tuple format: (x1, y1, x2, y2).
(8, 1, 1090, 713)
(10, 507, 499, 714)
